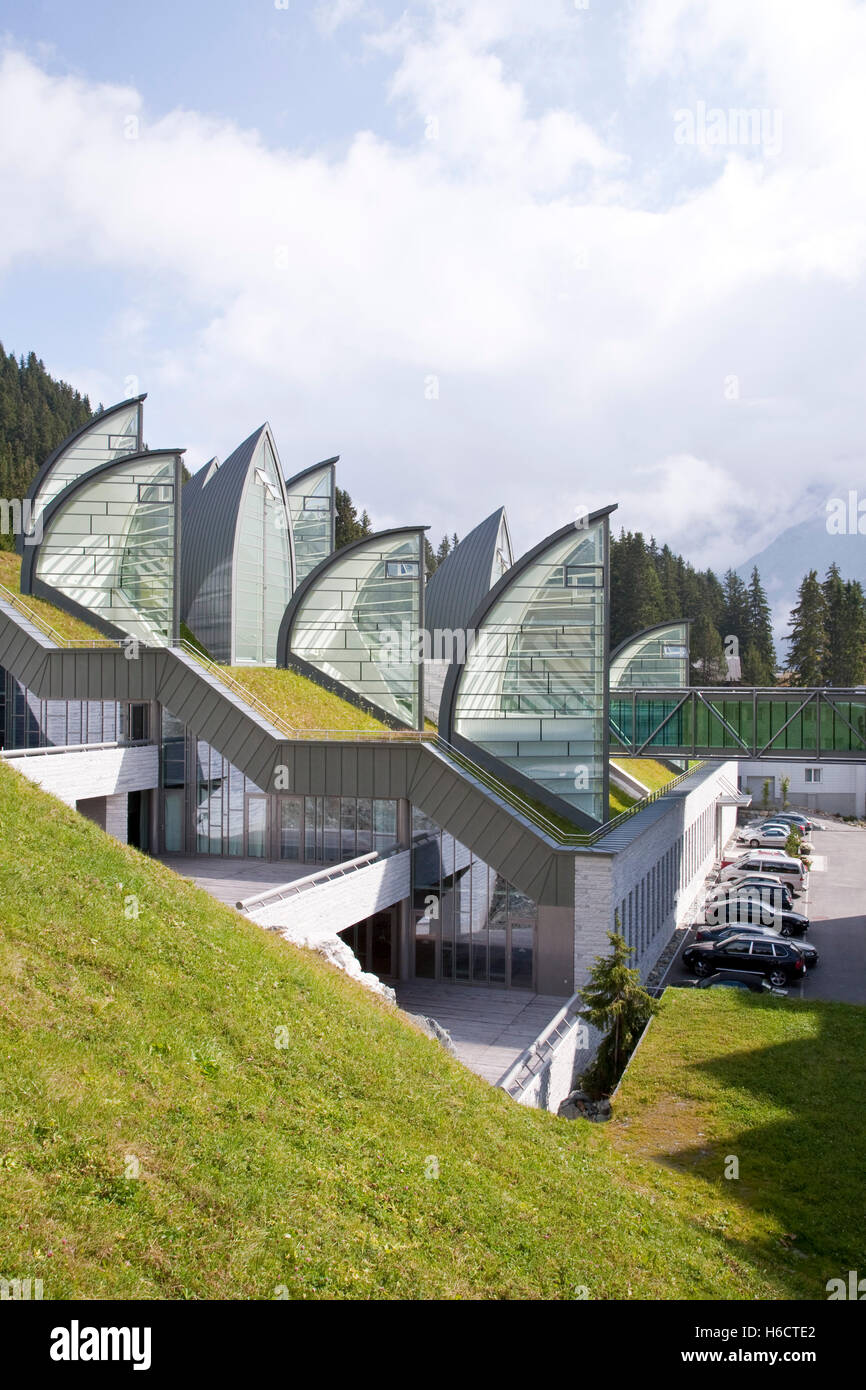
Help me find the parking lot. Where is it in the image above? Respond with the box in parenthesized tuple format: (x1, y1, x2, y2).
(662, 818, 866, 1003)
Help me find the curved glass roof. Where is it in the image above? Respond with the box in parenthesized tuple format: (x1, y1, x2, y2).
(610, 621, 690, 690)
(30, 398, 144, 529)
(451, 520, 608, 823)
(33, 451, 179, 646)
(284, 530, 424, 727)
(284, 460, 336, 586)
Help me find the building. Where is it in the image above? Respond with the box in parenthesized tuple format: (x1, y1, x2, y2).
(1, 396, 766, 1105)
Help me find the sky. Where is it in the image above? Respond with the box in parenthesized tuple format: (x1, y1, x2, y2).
(0, 0, 865, 573)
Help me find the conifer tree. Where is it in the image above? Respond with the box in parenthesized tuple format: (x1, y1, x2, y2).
(578, 928, 659, 1098)
(746, 566, 776, 681)
(786, 571, 827, 685)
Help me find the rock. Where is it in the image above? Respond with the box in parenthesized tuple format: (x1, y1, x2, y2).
(279, 929, 396, 1003)
(406, 1014, 458, 1055)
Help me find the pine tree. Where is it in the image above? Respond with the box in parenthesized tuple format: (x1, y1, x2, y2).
(746, 567, 776, 682)
(334, 487, 373, 549)
(690, 612, 726, 683)
(837, 581, 866, 685)
(786, 571, 827, 685)
(721, 569, 750, 651)
(0, 343, 91, 550)
(578, 928, 659, 1098)
(822, 564, 847, 685)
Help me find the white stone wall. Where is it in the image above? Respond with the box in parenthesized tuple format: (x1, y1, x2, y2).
(573, 761, 741, 989)
(245, 849, 411, 941)
(1, 744, 159, 808)
(737, 759, 866, 818)
(104, 793, 129, 844)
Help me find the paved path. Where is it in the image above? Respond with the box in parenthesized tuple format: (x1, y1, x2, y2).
(156, 855, 311, 907)
(394, 981, 564, 1084)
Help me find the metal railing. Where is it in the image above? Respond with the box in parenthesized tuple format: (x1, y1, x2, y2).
(174, 639, 425, 743)
(0, 738, 153, 760)
(236, 848, 398, 912)
(498, 992, 585, 1096)
(0, 591, 708, 847)
(0, 581, 121, 649)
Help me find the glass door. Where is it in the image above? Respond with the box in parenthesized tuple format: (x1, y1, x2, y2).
(244, 795, 268, 858)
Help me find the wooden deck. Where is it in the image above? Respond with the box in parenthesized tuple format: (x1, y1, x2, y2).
(394, 981, 565, 1085)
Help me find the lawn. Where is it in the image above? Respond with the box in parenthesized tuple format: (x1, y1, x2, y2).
(0, 761, 848, 1301)
(609, 988, 866, 1290)
(611, 758, 683, 792)
(222, 664, 392, 735)
(0, 551, 111, 646)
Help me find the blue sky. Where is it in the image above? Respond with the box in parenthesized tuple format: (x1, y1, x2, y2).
(1, 0, 865, 604)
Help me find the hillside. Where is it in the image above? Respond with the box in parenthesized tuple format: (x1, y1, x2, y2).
(0, 761, 838, 1301)
(0, 346, 91, 548)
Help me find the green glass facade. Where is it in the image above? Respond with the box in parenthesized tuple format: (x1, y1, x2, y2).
(31, 400, 143, 530)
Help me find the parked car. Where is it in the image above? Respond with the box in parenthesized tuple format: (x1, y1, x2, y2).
(738, 824, 813, 853)
(719, 853, 808, 895)
(694, 970, 787, 995)
(682, 935, 808, 987)
(769, 812, 814, 833)
(693, 924, 818, 964)
(705, 875, 794, 912)
(700, 898, 810, 936)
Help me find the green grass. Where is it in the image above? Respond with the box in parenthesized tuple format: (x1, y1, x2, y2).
(609, 785, 637, 817)
(0, 551, 111, 646)
(609, 989, 866, 1287)
(3, 763, 858, 1300)
(611, 758, 681, 792)
(222, 665, 392, 735)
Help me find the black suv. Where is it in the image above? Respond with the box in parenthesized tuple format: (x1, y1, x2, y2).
(692, 925, 818, 966)
(683, 935, 807, 987)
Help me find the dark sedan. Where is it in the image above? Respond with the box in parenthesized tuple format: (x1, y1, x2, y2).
(699, 900, 809, 937)
(683, 935, 807, 987)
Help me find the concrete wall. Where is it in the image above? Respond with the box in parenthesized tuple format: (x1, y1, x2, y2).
(573, 761, 741, 990)
(737, 759, 866, 818)
(244, 849, 411, 941)
(1, 743, 158, 808)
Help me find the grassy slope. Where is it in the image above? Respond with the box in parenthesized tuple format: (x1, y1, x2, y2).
(0, 551, 110, 645)
(609, 989, 866, 1287)
(223, 665, 390, 735)
(0, 762, 843, 1302)
(611, 757, 680, 792)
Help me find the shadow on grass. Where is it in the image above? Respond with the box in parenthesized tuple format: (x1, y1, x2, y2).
(633, 996, 866, 1296)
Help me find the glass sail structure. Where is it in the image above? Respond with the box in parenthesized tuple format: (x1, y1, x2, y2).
(610, 621, 690, 690)
(284, 459, 336, 586)
(29, 397, 144, 531)
(279, 529, 425, 728)
(233, 431, 294, 664)
(29, 451, 180, 645)
(180, 424, 294, 664)
(445, 514, 613, 824)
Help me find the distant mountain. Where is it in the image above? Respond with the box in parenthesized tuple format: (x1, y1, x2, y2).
(737, 503, 866, 650)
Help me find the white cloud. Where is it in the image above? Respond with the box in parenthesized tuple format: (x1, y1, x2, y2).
(0, 0, 865, 582)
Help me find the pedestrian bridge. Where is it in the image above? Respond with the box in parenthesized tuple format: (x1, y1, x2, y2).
(610, 687, 866, 760)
